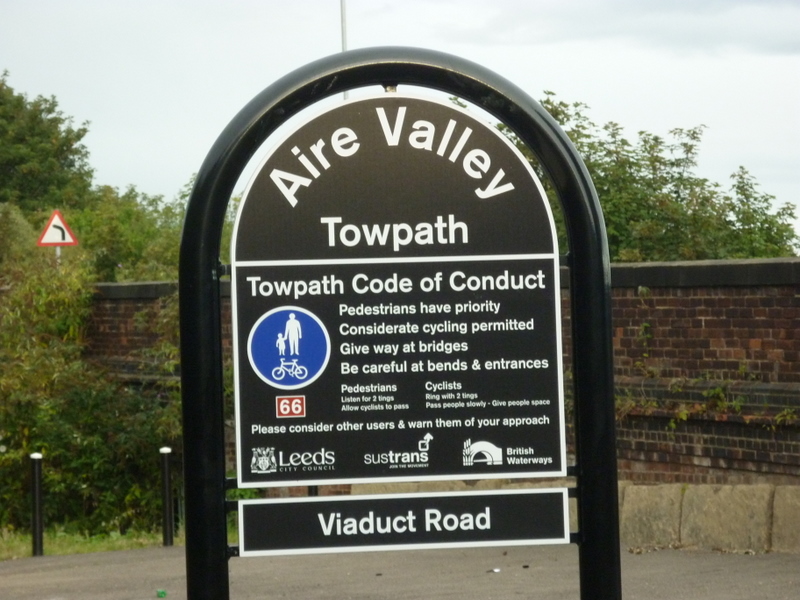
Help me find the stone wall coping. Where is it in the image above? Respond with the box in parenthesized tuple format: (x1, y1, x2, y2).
(94, 281, 177, 299)
(610, 257, 800, 288)
(95, 280, 231, 299)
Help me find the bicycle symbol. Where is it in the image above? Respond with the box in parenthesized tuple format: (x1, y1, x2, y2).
(271, 358, 308, 381)
(248, 306, 330, 390)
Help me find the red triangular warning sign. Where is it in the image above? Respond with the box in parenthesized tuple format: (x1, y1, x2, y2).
(37, 210, 79, 247)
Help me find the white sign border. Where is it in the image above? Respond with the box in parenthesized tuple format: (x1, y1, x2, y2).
(230, 91, 566, 487)
(238, 487, 571, 557)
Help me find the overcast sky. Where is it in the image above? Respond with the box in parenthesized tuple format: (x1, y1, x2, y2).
(2, 0, 798, 223)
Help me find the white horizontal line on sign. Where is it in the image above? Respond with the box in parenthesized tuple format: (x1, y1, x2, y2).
(238, 488, 570, 557)
(233, 253, 557, 268)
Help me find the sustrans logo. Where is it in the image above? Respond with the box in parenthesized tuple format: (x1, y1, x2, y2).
(363, 434, 432, 469)
(252, 447, 335, 474)
(463, 439, 503, 466)
(418, 432, 432, 452)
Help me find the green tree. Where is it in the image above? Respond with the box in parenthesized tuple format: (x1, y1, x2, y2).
(0, 239, 181, 533)
(723, 166, 797, 258)
(69, 177, 239, 283)
(69, 185, 172, 282)
(0, 72, 93, 218)
(0, 77, 189, 534)
(0, 203, 36, 272)
(501, 92, 798, 261)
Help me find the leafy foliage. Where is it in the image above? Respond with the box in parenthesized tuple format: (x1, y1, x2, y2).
(70, 178, 238, 282)
(70, 185, 185, 282)
(0, 203, 36, 272)
(0, 235, 179, 534)
(0, 73, 217, 283)
(501, 92, 798, 261)
(0, 75, 192, 534)
(2, 76, 797, 536)
(0, 72, 93, 218)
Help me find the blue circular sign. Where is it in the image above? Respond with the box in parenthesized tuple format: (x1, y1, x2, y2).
(247, 306, 330, 390)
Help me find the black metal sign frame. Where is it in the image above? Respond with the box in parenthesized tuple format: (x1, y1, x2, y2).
(180, 47, 620, 600)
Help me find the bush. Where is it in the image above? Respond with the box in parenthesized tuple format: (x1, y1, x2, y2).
(0, 231, 180, 534)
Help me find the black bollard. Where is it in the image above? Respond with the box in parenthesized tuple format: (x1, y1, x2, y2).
(30, 452, 43, 556)
(160, 447, 174, 547)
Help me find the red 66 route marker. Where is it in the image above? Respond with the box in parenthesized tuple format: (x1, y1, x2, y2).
(276, 395, 306, 418)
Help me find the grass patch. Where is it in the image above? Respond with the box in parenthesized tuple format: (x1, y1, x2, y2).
(0, 527, 185, 561)
(0, 523, 242, 561)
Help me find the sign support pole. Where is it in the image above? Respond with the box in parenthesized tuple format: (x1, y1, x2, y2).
(180, 46, 620, 600)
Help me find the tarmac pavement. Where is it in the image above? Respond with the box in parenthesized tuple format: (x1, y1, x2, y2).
(1, 544, 798, 600)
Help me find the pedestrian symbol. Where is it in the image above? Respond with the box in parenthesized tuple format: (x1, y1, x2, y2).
(247, 306, 330, 390)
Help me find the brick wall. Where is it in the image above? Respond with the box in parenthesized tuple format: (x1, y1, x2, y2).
(85, 258, 800, 486)
(605, 258, 800, 485)
(86, 282, 177, 361)
(616, 413, 800, 486)
(610, 263, 800, 384)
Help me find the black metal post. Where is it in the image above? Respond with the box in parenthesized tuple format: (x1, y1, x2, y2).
(181, 46, 620, 600)
(30, 452, 43, 557)
(161, 447, 174, 547)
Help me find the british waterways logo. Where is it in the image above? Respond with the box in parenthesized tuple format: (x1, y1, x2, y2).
(462, 439, 503, 466)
